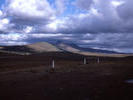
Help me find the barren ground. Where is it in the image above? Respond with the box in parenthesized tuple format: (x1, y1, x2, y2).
(0, 52, 133, 100)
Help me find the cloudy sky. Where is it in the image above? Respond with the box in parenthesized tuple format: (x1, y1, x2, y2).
(0, 0, 133, 53)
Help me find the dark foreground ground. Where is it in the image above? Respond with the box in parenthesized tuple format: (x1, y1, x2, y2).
(0, 52, 133, 100)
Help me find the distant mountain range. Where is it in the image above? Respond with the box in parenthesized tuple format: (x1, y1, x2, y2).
(0, 42, 131, 57)
(55, 42, 118, 54)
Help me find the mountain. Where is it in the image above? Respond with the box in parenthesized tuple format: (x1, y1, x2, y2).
(0, 42, 131, 57)
(0, 42, 61, 54)
(26, 42, 61, 52)
(55, 42, 131, 57)
(56, 42, 118, 54)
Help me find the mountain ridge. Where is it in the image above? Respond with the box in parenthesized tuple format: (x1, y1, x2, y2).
(0, 42, 131, 57)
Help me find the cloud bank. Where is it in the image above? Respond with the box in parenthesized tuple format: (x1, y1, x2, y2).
(0, 0, 133, 53)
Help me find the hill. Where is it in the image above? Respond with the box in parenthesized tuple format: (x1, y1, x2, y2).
(56, 42, 132, 57)
(0, 42, 132, 57)
(26, 42, 61, 52)
(0, 42, 61, 54)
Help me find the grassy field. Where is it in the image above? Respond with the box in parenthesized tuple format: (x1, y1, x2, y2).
(0, 52, 133, 100)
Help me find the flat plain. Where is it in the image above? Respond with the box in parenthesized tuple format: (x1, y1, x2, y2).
(0, 52, 133, 100)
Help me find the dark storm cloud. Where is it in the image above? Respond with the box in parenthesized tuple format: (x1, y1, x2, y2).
(1, 32, 133, 53)
(117, 0, 133, 20)
(10, 17, 51, 26)
(116, 0, 133, 32)
(76, 33, 133, 53)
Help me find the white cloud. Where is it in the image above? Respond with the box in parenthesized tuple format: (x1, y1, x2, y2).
(0, 33, 27, 41)
(55, 0, 123, 33)
(23, 26, 33, 33)
(45, 18, 67, 32)
(31, 33, 63, 38)
(0, 0, 58, 33)
(111, 0, 124, 8)
(0, 18, 11, 31)
(6, 0, 55, 20)
(1, 18, 9, 24)
(0, 0, 132, 34)
(0, 41, 28, 46)
(0, 10, 3, 17)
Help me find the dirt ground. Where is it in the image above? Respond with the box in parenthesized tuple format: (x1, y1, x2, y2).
(0, 52, 133, 100)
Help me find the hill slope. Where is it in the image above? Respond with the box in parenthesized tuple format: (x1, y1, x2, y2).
(0, 42, 132, 57)
(26, 42, 61, 52)
(0, 42, 61, 54)
(56, 42, 131, 57)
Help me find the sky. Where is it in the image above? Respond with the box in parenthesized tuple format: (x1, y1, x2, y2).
(0, 0, 133, 53)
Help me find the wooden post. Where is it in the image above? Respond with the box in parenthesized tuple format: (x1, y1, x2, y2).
(84, 58, 86, 65)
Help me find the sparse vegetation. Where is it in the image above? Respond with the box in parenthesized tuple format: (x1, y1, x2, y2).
(0, 52, 133, 100)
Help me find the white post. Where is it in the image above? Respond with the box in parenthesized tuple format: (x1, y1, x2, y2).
(97, 57, 100, 63)
(52, 60, 55, 69)
(84, 58, 86, 64)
